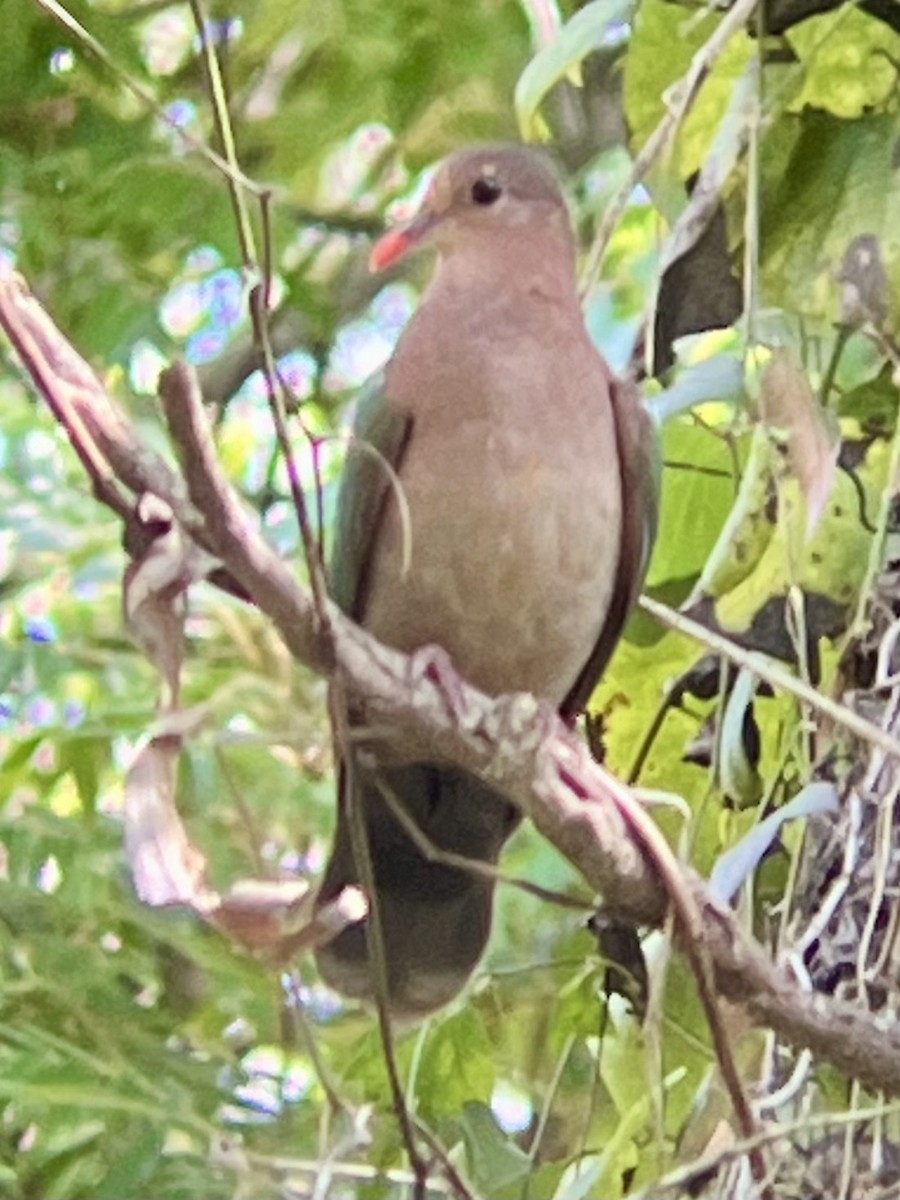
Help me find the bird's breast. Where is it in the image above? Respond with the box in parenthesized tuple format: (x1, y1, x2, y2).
(363, 345, 623, 705)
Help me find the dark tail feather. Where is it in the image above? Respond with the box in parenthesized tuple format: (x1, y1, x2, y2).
(314, 764, 519, 1018)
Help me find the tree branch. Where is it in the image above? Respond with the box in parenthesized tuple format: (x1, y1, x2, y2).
(4, 264, 900, 1100)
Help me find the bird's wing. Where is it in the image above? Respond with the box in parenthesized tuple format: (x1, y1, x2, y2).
(329, 370, 413, 621)
(560, 376, 660, 722)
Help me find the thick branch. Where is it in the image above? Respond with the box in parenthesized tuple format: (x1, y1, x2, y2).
(4, 266, 900, 1097)
(158, 356, 900, 1097)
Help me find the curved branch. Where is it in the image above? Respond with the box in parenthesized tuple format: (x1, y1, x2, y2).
(4, 264, 900, 1100)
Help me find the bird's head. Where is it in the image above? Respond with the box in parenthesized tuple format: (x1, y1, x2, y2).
(370, 143, 572, 272)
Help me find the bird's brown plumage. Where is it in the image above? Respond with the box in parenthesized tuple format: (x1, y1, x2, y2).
(315, 143, 657, 1018)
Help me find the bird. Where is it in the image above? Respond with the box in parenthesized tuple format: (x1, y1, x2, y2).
(314, 143, 658, 1019)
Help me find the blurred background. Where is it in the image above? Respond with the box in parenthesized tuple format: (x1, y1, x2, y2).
(1, 0, 899, 1196)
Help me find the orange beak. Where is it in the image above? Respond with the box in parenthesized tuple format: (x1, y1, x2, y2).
(369, 210, 439, 272)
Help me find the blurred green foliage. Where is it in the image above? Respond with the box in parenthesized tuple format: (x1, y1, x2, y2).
(1, 0, 899, 1195)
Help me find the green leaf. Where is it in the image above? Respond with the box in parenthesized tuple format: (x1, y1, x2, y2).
(683, 423, 776, 605)
(761, 111, 900, 325)
(717, 667, 762, 807)
(647, 415, 737, 590)
(624, 0, 753, 180)
(515, 0, 633, 139)
(457, 1101, 531, 1191)
(788, 5, 900, 119)
(416, 1008, 495, 1116)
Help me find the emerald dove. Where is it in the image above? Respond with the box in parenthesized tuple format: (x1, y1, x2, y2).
(315, 143, 658, 1018)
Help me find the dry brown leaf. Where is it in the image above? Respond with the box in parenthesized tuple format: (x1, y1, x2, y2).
(123, 492, 218, 707)
(760, 348, 840, 539)
(214, 881, 367, 957)
(124, 714, 364, 957)
(124, 731, 212, 909)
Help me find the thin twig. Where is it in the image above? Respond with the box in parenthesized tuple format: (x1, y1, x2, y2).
(250, 285, 332, 626)
(639, 595, 900, 766)
(333, 696, 429, 1196)
(374, 772, 593, 911)
(186, 0, 332, 626)
(411, 1118, 476, 1200)
(627, 1100, 900, 1200)
(188, 0, 258, 266)
(33, 0, 266, 198)
(281, 972, 349, 1117)
(579, 0, 762, 296)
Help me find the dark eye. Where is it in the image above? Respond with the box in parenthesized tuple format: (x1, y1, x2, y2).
(471, 177, 503, 206)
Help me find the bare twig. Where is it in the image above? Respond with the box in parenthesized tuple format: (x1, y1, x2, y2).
(580, 0, 762, 296)
(33, 0, 266, 198)
(187, 0, 332, 627)
(331, 694, 430, 1195)
(639, 594, 900, 765)
(154, 363, 900, 1101)
(374, 772, 593, 910)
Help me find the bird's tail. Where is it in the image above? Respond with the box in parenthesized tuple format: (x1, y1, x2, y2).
(314, 763, 519, 1018)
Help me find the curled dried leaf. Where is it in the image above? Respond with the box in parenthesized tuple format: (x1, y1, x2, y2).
(760, 349, 840, 539)
(123, 492, 219, 706)
(125, 733, 213, 909)
(215, 881, 367, 957)
(125, 725, 363, 958)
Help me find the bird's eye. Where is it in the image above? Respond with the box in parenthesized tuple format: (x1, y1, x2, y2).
(470, 177, 503, 206)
